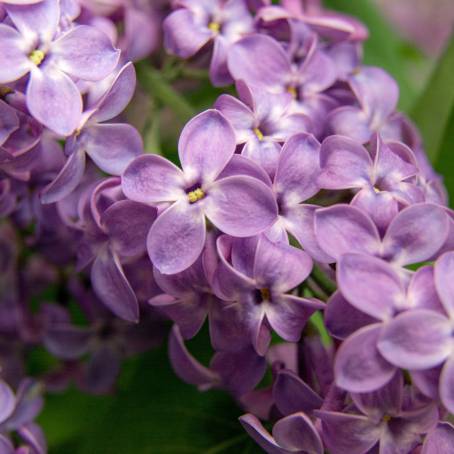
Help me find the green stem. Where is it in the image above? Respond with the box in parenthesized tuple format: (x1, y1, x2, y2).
(311, 265, 337, 295)
(136, 61, 196, 123)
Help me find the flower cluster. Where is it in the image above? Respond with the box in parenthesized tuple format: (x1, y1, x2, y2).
(1, 0, 453, 452)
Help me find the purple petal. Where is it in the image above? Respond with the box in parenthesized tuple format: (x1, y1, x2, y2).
(314, 204, 380, 260)
(411, 366, 442, 400)
(335, 324, 396, 393)
(27, 67, 82, 136)
(102, 200, 156, 257)
(214, 94, 254, 143)
(218, 154, 272, 186)
(83, 123, 142, 175)
(51, 25, 119, 81)
(6, 0, 59, 41)
(253, 236, 312, 292)
(239, 414, 285, 454)
(148, 201, 206, 274)
(228, 34, 290, 91)
(44, 325, 92, 360)
(422, 422, 454, 454)
(169, 325, 218, 388)
(209, 36, 232, 87)
(122, 154, 185, 204)
(273, 412, 323, 454)
(92, 62, 136, 123)
(91, 247, 139, 322)
(338, 253, 405, 320)
(383, 203, 450, 266)
(149, 294, 207, 340)
(163, 8, 212, 58)
(0, 436, 14, 454)
(0, 100, 19, 146)
(273, 369, 323, 415)
(377, 310, 452, 370)
(17, 423, 47, 454)
(0, 25, 31, 83)
(315, 410, 380, 454)
(178, 109, 236, 182)
(0, 380, 15, 424)
(40, 148, 85, 204)
(440, 356, 454, 414)
(266, 295, 322, 343)
(241, 139, 281, 179)
(325, 291, 378, 340)
(211, 346, 267, 395)
(274, 132, 320, 203)
(318, 135, 372, 189)
(205, 175, 278, 237)
(408, 265, 443, 313)
(328, 106, 372, 143)
(435, 251, 454, 318)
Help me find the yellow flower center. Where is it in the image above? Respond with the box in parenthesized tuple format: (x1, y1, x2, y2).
(29, 49, 45, 66)
(260, 288, 271, 301)
(287, 86, 298, 99)
(253, 127, 264, 141)
(383, 414, 392, 423)
(208, 22, 220, 33)
(187, 188, 205, 204)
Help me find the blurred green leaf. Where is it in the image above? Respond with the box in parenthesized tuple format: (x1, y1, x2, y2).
(411, 36, 454, 162)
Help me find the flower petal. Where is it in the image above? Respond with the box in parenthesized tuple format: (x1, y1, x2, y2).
(51, 25, 120, 81)
(122, 154, 185, 204)
(422, 422, 454, 454)
(318, 134, 372, 189)
(440, 356, 454, 414)
(148, 201, 206, 274)
(91, 248, 139, 322)
(0, 25, 31, 83)
(83, 123, 143, 175)
(0, 380, 15, 424)
(27, 67, 82, 136)
(328, 106, 372, 144)
(338, 253, 405, 320)
(435, 251, 454, 318)
(378, 309, 452, 370)
(314, 204, 380, 260)
(239, 414, 286, 454)
(335, 324, 396, 393)
(178, 109, 236, 182)
(205, 175, 278, 237)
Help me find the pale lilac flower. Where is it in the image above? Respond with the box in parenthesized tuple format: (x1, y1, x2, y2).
(376, 251, 454, 413)
(122, 109, 278, 274)
(318, 134, 423, 231)
(0, 0, 119, 134)
(214, 234, 323, 355)
(40, 62, 142, 203)
(215, 81, 310, 177)
(164, 0, 255, 85)
(422, 422, 454, 453)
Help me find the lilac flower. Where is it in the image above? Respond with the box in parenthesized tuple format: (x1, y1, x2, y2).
(214, 81, 310, 177)
(227, 32, 336, 104)
(422, 422, 454, 453)
(0, 0, 119, 134)
(40, 63, 142, 203)
(333, 255, 444, 393)
(163, 0, 255, 85)
(376, 251, 454, 413)
(240, 412, 323, 454)
(318, 134, 424, 231)
(327, 66, 399, 143)
(79, 178, 157, 322)
(214, 234, 323, 355)
(315, 373, 438, 454)
(0, 100, 19, 147)
(122, 109, 278, 274)
(314, 202, 450, 266)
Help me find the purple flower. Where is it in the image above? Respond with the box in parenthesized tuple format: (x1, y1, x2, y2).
(40, 62, 142, 204)
(215, 81, 311, 177)
(318, 134, 424, 231)
(422, 422, 454, 453)
(122, 109, 278, 274)
(376, 251, 454, 413)
(0, 0, 119, 134)
(314, 202, 450, 266)
(163, 0, 255, 85)
(240, 412, 323, 454)
(315, 373, 438, 454)
(214, 234, 323, 355)
(327, 66, 399, 143)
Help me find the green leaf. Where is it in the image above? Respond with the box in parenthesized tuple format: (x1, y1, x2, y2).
(411, 36, 454, 162)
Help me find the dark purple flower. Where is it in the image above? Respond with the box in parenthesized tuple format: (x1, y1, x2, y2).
(122, 109, 278, 274)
